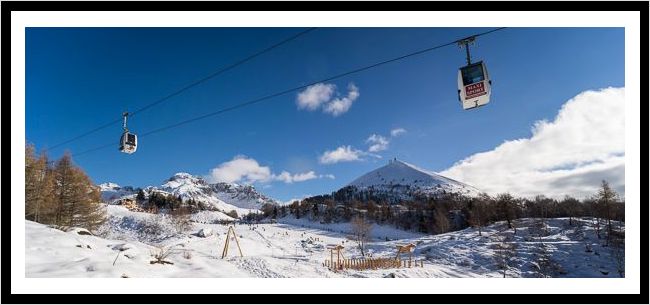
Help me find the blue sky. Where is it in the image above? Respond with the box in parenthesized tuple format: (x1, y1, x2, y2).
(26, 27, 624, 201)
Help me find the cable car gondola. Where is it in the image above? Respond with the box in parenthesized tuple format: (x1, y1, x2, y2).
(457, 36, 491, 110)
(119, 112, 137, 154)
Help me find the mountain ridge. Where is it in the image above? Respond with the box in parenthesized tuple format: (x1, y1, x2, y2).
(99, 172, 280, 213)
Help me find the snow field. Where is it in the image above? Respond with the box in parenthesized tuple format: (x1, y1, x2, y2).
(26, 205, 623, 278)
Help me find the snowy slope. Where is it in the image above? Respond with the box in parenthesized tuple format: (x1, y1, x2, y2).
(212, 182, 278, 210)
(26, 219, 248, 277)
(347, 159, 480, 200)
(26, 214, 623, 278)
(97, 205, 234, 244)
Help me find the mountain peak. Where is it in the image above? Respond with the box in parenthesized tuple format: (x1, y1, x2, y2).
(168, 172, 195, 180)
(163, 172, 208, 186)
(348, 159, 479, 199)
(385, 158, 415, 168)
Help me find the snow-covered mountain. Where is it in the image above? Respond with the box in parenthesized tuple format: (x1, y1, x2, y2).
(159, 172, 278, 210)
(99, 183, 137, 203)
(211, 182, 278, 210)
(100, 172, 279, 213)
(344, 159, 480, 202)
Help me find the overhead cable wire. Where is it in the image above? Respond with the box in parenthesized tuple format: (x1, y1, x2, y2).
(47, 27, 318, 151)
(72, 27, 507, 158)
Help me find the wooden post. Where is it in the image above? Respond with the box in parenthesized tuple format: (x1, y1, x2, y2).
(338, 250, 342, 270)
(221, 230, 230, 258)
(231, 227, 243, 257)
(222, 226, 243, 259)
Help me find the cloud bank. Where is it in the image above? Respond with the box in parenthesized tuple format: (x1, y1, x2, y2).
(441, 87, 625, 199)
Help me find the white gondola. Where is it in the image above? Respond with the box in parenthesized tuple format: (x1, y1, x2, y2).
(119, 112, 137, 154)
(457, 36, 491, 110)
(458, 61, 491, 110)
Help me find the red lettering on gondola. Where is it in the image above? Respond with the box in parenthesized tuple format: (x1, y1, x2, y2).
(465, 82, 486, 99)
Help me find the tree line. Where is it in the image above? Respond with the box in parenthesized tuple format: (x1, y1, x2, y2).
(256, 181, 624, 236)
(135, 189, 238, 219)
(25, 144, 106, 231)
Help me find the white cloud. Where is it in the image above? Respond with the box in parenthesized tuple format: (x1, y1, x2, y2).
(319, 145, 365, 164)
(208, 155, 272, 184)
(296, 83, 335, 111)
(208, 156, 326, 185)
(362, 128, 406, 156)
(366, 134, 389, 152)
(390, 128, 407, 137)
(273, 171, 318, 184)
(323, 83, 360, 116)
(321, 174, 336, 179)
(440, 87, 625, 199)
(297, 82, 359, 116)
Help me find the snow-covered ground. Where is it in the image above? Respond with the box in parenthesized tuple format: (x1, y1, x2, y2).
(26, 206, 623, 278)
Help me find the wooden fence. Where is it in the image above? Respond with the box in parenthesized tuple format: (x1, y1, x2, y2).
(323, 257, 424, 271)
